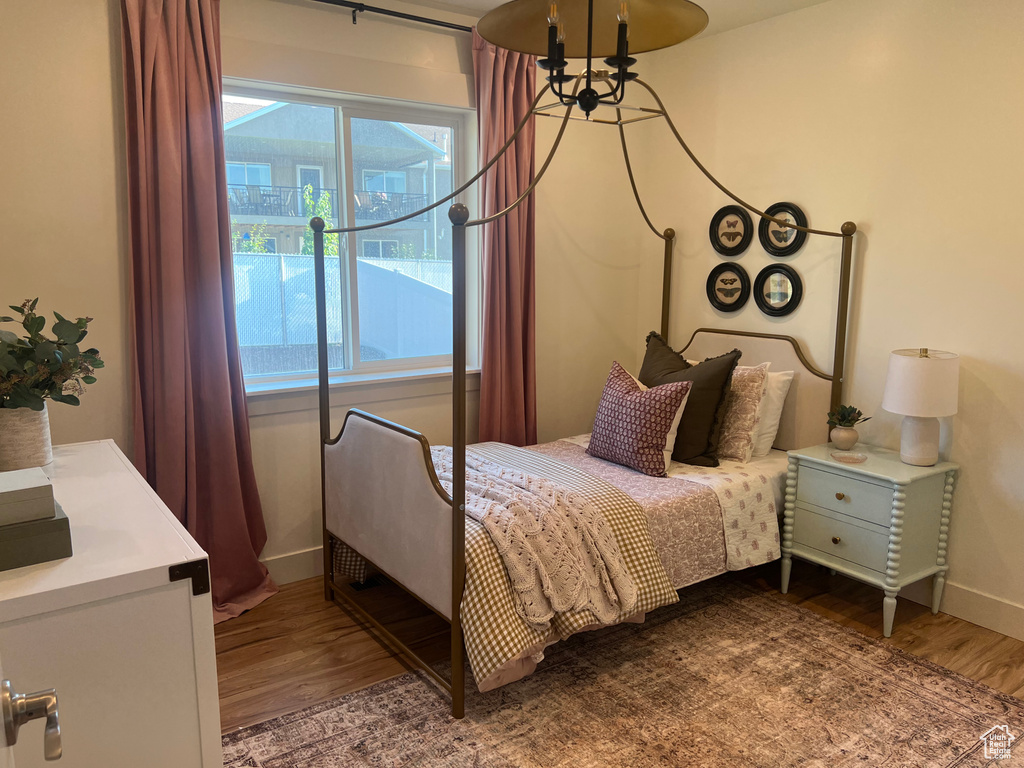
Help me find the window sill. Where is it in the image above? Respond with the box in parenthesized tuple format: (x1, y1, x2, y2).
(245, 367, 481, 418)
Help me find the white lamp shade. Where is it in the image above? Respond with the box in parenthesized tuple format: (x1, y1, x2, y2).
(881, 348, 959, 417)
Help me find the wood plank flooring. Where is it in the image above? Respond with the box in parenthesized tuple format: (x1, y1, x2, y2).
(216, 561, 1024, 733)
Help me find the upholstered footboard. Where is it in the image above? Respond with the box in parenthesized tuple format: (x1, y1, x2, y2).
(323, 409, 453, 619)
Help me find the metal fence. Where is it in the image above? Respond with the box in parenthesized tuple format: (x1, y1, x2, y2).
(232, 252, 453, 374)
(227, 185, 430, 223)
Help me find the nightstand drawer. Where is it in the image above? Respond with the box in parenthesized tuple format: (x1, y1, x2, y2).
(796, 465, 894, 527)
(791, 507, 889, 572)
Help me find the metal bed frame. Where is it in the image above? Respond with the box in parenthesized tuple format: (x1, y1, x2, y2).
(311, 72, 858, 718)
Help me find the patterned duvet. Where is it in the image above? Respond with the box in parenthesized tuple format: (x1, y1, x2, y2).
(333, 439, 783, 692)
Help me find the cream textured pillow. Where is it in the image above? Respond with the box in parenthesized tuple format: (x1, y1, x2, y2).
(717, 363, 770, 463)
(752, 370, 795, 457)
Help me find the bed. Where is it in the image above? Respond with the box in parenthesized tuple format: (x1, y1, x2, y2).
(309, 78, 856, 718)
(320, 329, 835, 700)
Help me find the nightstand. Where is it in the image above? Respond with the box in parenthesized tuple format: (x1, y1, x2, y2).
(780, 443, 958, 637)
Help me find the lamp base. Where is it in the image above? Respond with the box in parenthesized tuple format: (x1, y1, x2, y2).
(900, 415, 940, 466)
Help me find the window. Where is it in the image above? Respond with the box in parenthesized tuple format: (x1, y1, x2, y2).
(223, 91, 470, 384)
(362, 170, 407, 194)
(227, 162, 272, 187)
(361, 240, 399, 259)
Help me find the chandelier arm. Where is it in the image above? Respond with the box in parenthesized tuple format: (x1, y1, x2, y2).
(318, 82, 554, 236)
(635, 78, 845, 239)
(466, 74, 584, 228)
(616, 108, 665, 241)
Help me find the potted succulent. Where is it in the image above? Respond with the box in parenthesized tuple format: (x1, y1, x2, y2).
(827, 404, 870, 451)
(0, 299, 104, 471)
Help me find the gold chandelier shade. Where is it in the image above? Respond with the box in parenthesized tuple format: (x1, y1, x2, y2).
(476, 0, 708, 58)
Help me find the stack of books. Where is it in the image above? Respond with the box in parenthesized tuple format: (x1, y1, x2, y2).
(0, 467, 73, 571)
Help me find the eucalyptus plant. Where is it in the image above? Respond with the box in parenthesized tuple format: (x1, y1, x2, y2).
(0, 299, 104, 410)
(827, 404, 870, 429)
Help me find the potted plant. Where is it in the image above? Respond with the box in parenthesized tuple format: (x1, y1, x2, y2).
(827, 404, 870, 451)
(0, 299, 104, 471)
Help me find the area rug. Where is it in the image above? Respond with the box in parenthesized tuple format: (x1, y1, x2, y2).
(222, 580, 1024, 767)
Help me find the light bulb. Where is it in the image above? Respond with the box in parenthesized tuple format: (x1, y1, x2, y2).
(547, 2, 559, 25)
(557, 22, 565, 43)
(617, 1, 629, 23)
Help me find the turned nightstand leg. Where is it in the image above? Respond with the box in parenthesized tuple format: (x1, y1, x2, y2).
(780, 457, 798, 594)
(883, 590, 898, 637)
(932, 469, 956, 615)
(882, 483, 907, 638)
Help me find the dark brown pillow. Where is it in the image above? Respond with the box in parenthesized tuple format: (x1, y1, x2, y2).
(638, 332, 741, 467)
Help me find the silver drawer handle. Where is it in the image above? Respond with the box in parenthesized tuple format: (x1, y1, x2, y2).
(835, 492, 846, 501)
(831, 536, 841, 545)
(2, 679, 62, 761)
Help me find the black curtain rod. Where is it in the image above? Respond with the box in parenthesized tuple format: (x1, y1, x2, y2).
(312, 0, 473, 33)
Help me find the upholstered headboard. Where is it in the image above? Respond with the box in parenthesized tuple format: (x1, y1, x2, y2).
(681, 328, 831, 451)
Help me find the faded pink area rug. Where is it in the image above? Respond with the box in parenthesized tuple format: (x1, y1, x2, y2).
(223, 580, 1023, 767)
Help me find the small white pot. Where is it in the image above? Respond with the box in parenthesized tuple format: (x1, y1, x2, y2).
(830, 426, 859, 451)
(0, 403, 54, 471)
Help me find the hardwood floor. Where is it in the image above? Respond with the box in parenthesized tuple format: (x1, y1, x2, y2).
(215, 562, 1024, 734)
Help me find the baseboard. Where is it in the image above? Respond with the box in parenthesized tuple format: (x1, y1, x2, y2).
(262, 546, 324, 585)
(901, 579, 1024, 642)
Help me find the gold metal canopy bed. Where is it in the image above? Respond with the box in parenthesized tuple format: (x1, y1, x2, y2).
(309, 0, 858, 719)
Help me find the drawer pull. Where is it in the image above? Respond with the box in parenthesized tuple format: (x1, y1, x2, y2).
(835, 492, 845, 501)
(831, 536, 841, 545)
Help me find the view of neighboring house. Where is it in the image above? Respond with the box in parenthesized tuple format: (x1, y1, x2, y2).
(222, 96, 456, 376)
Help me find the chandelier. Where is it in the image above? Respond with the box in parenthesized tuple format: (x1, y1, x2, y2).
(476, 0, 709, 116)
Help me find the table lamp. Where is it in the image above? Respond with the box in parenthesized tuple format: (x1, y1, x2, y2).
(881, 348, 959, 466)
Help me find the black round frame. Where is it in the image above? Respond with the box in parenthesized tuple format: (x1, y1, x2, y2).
(759, 201, 808, 257)
(754, 264, 803, 317)
(709, 205, 753, 256)
(706, 263, 751, 312)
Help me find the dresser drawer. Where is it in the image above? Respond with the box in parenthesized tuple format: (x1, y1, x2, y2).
(796, 465, 894, 527)
(792, 507, 889, 572)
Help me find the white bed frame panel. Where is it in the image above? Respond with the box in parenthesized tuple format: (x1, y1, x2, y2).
(324, 412, 453, 619)
(681, 329, 832, 451)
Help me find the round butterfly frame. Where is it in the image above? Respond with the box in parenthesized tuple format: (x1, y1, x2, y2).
(709, 205, 753, 256)
(706, 263, 751, 312)
(754, 264, 803, 317)
(758, 201, 808, 257)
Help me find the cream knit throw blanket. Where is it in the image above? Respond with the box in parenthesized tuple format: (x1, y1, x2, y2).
(432, 447, 637, 632)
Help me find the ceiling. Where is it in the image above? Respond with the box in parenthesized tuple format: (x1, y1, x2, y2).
(422, 0, 833, 35)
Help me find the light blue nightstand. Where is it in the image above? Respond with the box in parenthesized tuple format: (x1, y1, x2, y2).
(781, 443, 958, 637)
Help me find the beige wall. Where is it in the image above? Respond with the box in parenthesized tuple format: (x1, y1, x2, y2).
(0, 0, 132, 451)
(634, 0, 1024, 638)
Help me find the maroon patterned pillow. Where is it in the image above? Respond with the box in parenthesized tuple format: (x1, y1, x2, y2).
(587, 362, 692, 476)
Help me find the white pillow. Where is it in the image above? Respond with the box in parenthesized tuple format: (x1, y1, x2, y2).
(752, 370, 794, 457)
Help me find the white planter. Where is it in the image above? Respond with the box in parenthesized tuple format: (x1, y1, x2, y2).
(0, 403, 53, 471)
(830, 426, 859, 451)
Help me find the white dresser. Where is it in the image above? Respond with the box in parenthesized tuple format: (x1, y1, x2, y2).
(781, 443, 958, 637)
(0, 441, 221, 767)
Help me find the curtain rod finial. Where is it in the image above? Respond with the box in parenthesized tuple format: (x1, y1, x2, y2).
(310, 217, 325, 232)
(842, 221, 857, 236)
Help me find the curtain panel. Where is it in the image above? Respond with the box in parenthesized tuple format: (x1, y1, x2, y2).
(121, 0, 276, 621)
(473, 30, 538, 447)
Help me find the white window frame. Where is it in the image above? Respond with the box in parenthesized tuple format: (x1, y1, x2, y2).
(296, 165, 323, 191)
(223, 81, 479, 394)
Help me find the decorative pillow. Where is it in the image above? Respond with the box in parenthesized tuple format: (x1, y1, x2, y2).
(718, 363, 770, 463)
(587, 362, 692, 476)
(637, 332, 741, 467)
(752, 370, 795, 457)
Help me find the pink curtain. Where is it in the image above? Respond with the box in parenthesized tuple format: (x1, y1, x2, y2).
(121, 0, 276, 621)
(473, 30, 538, 446)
